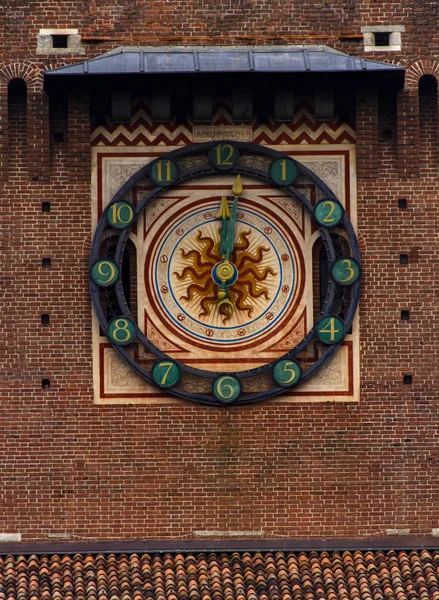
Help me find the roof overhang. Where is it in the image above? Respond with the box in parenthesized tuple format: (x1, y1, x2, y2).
(44, 45, 405, 88)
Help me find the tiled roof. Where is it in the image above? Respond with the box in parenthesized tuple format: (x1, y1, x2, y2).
(0, 550, 439, 600)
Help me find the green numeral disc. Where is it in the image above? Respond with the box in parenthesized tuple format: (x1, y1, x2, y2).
(315, 316, 345, 345)
(91, 259, 119, 287)
(331, 257, 360, 286)
(150, 159, 179, 186)
(314, 199, 344, 228)
(212, 375, 241, 403)
(209, 143, 239, 171)
(270, 158, 298, 185)
(152, 360, 181, 389)
(106, 202, 135, 229)
(107, 317, 137, 346)
(273, 359, 302, 388)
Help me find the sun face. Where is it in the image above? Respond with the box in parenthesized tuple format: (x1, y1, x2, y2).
(174, 225, 277, 324)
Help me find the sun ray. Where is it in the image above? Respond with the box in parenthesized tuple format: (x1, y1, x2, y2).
(173, 223, 278, 324)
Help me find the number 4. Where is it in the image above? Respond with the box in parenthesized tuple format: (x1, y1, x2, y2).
(316, 316, 344, 344)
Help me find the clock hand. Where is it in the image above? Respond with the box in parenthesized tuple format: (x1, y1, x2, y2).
(215, 195, 231, 258)
(224, 175, 243, 261)
(213, 176, 243, 314)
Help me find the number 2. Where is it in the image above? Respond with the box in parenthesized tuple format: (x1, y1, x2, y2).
(322, 201, 336, 223)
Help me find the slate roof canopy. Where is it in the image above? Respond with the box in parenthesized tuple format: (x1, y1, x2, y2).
(44, 45, 405, 83)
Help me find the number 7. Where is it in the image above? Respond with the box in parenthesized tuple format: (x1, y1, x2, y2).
(157, 361, 174, 385)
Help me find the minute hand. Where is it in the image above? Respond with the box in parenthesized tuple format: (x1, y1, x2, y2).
(224, 196, 238, 261)
(224, 175, 243, 261)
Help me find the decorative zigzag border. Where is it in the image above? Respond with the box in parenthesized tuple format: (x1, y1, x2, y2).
(91, 100, 356, 147)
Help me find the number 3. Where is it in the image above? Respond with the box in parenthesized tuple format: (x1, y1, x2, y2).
(339, 259, 355, 282)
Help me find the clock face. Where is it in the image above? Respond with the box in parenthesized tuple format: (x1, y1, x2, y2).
(146, 192, 300, 347)
(90, 141, 361, 406)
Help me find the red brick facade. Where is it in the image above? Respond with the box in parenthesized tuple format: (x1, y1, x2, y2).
(0, 1, 439, 545)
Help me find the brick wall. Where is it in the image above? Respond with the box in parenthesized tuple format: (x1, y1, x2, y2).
(0, 0, 439, 542)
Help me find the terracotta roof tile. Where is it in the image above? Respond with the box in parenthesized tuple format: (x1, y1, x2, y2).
(1, 551, 439, 600)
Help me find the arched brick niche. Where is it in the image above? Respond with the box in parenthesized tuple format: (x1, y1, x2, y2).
(0, 61, 49, 182)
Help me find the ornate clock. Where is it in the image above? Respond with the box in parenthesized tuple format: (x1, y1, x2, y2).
(90, 141, 361, 406)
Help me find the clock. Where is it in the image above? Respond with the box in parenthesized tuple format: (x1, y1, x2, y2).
(90, 141, 361, 406)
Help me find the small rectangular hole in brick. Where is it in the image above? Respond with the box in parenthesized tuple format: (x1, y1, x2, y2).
(54, 132, 64, 143)
(374, 32, 390, 46)
(52, 34, 68, 48)
(398, 199, 407, 209)
(400, 254, 408, 265)
(403, 375, 412, 385)
(401, 310, 410, 321)
(41, 314, 50, 326)
(41, 202, 51, 212)
(381, 129, 392, 141)
(42, 379, 51, 389)
(42, 257, 51, 268)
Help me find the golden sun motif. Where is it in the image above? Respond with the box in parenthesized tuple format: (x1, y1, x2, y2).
(173, 226, 277, 324)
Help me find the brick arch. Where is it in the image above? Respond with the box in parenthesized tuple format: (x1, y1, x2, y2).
(405, 59, 439, 90)
(0, 60, 53, 182)
(0, 60, 43, 89)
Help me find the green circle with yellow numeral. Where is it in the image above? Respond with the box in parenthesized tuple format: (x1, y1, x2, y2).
(270, 158, 298, 186)
(331, 257, 361, 287)
(150, 159, 179, 187)
(273, 359, 302, 388)
(107, 317, 137, 346)
(209, 143, 239, 171)
(314, 199, 344, 228)
(152, 360, 181, 389)
(91, 259, 119, 287)
(315, 315, 345, 345)
(106, 201, 135, 229)
(212, 375, 241, 403)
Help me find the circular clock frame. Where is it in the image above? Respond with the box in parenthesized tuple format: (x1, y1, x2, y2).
(90, 141, 361, 406)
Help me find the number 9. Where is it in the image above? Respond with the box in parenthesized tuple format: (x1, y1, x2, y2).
(91, 259, 119, 287)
